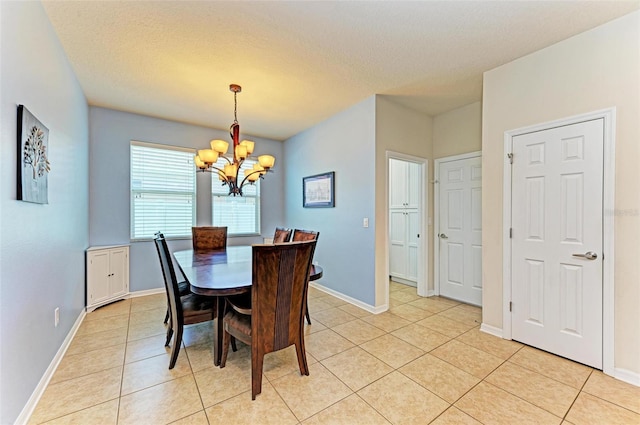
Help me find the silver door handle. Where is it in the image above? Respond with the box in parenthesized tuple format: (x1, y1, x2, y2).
(438, 233, 448, 239)
(572, 251, 598, 260)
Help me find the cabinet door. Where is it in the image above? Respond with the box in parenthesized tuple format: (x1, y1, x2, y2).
(406, 210, 420, 281)
(109, 248, 129, 297)
(88, 251, 111, 305)
(389, 159, 408, 209)
(389, 210, 407, 278)
(406, 162, 421, 209)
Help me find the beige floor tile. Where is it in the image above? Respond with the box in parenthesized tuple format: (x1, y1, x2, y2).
(304, 329, 355, 361)
(121, 350, 192, 395)
(129, 306, 166, 326)
(389, 303, 434, 322)
(399, 354, 480, 403)
(307, 297, 335, 314)
(124, 333, 171, 364)
(39, 399, 119, 425)
(307, 286, 325, 299)
(181, 321, 214, 347)
(438, 305, 482, 327)
(361, 312, 412, 332)
(310, 307, 357, 328)
(582, 370, 640, 414)
(76, 313, 129, 336)
(29, 367, 122, 424)
(302, 394, 392, 425)
(510, 346, 592, 389)
(415, 314, 476, 338)
(184, 341, 216, 373)
(454, 327, 523, 360)
(331, 319, 386, 345)
(455, 382, 561, 425)
(360, 334, 425, 368)
(338, 303, 372, 318)
(84, 299, 131, 322)
(66, 326, 128, 356)
(485, 361, 579, 417)
(408, 297, 455, 313)
(430, 407, 483, 425)
(262, 345, 318, 382)
(321, 346, 394, 391)
(130, 293, 167, 312)
(358, 371, 449, 425)
(118, 374, 203, 425)
(171, 410, 209, 425)
(51, 344, 125, 384)
(304, 320, 327, 335)
(271, 362, 352, 421)
(127, 318, 169, 341)
(193, 353, 253, 407)
(389, 297, 406, 307)
(391, 323, 451, 352)
(205, 381, 298, 424)
(389, 288, 421, 304)
(316, 295, 348, 307)
(389, 281, 409, 292)
(565, 392, 640, 425)
(431, 340, 504, 379)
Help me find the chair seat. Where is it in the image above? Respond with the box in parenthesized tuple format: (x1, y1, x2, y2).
(224, 309, 251, 336)
(226, 292, 252, 315)
(182, 293, 215, 323)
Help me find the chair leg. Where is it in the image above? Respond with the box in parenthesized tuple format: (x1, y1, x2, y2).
(231, 336, 237, 352)
(251, 349, 264, 400)
(164, 308, 170, 324)
(165, 324, 174, 347)
(294, 340, 309, 376)
(168, 324, 182, 369)
(305, 305, 311, 325)
(220, 328, 230, 368)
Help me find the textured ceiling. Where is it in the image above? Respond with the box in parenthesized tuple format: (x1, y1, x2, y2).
(42, 1, 639, 140)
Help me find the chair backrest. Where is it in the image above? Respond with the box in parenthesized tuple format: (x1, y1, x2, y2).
(154, 234, 183, 325)
(273, 227, 293, 244)
(192, 226, 227, 250)
(291, 229, 319, 242)
(251, 240, 317, 352)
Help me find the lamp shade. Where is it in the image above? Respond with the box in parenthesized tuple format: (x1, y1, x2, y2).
(258, 155, 275, 168)
(211, 139, 229, 154)
(198, 149, 218, 164)
(240, 140, 254, 154)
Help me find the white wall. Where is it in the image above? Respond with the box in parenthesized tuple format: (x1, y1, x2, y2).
(284, 97, 377, 305)
(0, 2, 89, 423)
(433, 101, 482, 159)
(89, 107, 285, 291)
(482, 12, 640, 375)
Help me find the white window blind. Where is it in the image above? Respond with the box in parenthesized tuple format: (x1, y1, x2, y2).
(130, 141, 196, 240)
(212, 157, 260, 236)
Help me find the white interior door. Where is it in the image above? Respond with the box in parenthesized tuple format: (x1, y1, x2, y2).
(511, 118, 603, 369)
(437, 155, 482, 305)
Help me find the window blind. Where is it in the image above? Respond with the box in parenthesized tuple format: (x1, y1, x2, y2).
(131, 142, 196, 239)
(212, 157, 260, 235)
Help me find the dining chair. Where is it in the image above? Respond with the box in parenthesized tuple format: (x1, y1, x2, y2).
(291, 229, 320, 324)
(154, 233, 218, 369)
(273, 227, 292, 243)
(220, 240, 317, 399)
(192, 226, 227, 251)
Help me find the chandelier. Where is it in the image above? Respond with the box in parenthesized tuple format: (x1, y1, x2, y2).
(194, 84, 275, 196)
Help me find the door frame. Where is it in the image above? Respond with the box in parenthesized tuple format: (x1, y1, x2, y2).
(502, 108, 616, 376)
(433, 151, 482, 299)
(385, 151, 428, 298)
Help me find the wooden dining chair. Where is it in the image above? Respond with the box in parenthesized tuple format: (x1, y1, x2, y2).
(273, 227, 292, 243)
(154, 233, 217, 369)
(220, 240, 317, 399)
(292, 229, 320, 324)
(192, 226, 227, 250)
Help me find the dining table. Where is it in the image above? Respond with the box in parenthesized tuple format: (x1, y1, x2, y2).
(173, 245, 323, 366)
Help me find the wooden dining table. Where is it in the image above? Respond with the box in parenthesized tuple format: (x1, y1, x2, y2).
(173, 245, 323, 366)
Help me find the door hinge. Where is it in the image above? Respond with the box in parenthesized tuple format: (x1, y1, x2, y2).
(507, 153, 513, 164)
(509, 228, 513, 239)
(509, 301, 512, 312)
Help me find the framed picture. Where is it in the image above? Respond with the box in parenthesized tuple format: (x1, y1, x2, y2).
(303, 171, 335, 208)
(17, 105, 50, 204)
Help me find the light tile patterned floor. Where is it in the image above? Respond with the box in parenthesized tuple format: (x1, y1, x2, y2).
(29, 282, 640, 424)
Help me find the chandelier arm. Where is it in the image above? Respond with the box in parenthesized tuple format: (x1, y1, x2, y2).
(238, 168, 264, 189)
(203, 164, 230, 181)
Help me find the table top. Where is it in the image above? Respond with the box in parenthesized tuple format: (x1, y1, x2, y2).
(173, 245, 323, 297)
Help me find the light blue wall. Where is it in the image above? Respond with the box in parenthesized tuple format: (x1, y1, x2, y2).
(89, 107, 285, 292)
(0, 2, 89, 423)
(284, 97, 377, 305)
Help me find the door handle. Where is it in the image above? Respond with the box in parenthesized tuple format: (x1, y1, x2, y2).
(572, 251, 598, 260)
(438, 233, 448, 239)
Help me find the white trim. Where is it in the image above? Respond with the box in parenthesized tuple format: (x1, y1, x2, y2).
(129, 287, 165, 298)
(433, 151, 482, 299)
(480, 323, 503, 338)
(613, 368, 640, 387)
(502, 108, 616, 377)
(385, 151, 429, 299)
(16, 310, 86, 425)
(310, 282, 386, 314)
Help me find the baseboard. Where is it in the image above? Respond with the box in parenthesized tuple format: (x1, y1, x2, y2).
(613, 367, 640, 387)
(129, 287, 165, 298)
(309, 282, 385, 314)
(427, 289, 435, 297)
(15, 310, 86, 425)
(480, 323, 503, 338)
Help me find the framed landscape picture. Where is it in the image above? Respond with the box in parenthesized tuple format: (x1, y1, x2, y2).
(17, 105, 50, 204)
(303, 171, 335, 208)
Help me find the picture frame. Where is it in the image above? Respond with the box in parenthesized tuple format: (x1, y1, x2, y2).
(17, 105, 50, 204)
(303, 171, 335, 208)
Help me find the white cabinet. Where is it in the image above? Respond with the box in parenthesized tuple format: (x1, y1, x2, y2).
(86, 245, 129, 311)
(389, 159, 421, 285)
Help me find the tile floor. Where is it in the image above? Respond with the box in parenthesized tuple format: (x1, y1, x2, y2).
(29, 282, 640, 424)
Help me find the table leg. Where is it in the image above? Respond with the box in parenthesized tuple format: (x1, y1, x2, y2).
(214, 296, 225, 366)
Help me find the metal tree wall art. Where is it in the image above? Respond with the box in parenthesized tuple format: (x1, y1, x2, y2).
(17, 105, 50, 204)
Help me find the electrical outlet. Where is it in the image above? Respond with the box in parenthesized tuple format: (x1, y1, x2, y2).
(54, 307, 60, 327)
(363, 217, 369, 228)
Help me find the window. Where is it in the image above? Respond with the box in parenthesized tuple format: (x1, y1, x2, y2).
(212, 157, 260, 236)
(130, 141, 196, 240)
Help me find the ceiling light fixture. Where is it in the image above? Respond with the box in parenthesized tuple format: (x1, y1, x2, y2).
(194, 84, 275, 196)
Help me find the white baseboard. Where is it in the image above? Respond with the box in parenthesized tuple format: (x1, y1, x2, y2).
(427, 289, 435, 297)
(15, 310, 86, 425)
(480, 323, 503, 338)
(613, 367, 640, 387)
(129, 287, 165, 298)
(309, 282, 385, 314)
